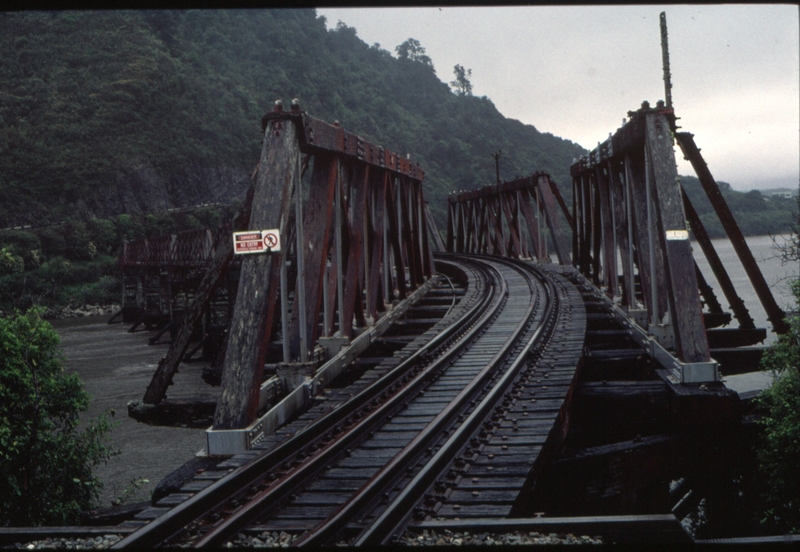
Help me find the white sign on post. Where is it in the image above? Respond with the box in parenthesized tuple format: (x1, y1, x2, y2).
(232, 230, 281, 255)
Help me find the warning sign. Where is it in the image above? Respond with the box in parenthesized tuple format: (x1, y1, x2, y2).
(233, 230, 281, 255)
(262, 229, 281, 251)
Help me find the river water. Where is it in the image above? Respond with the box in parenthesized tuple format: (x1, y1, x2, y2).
(52, 315, 213, 510)
(692, 234, 797, 345)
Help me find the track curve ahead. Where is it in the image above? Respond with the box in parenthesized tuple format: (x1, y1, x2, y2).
(112, 255, 586, 548)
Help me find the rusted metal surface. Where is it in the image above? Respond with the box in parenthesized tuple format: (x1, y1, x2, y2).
(569, 101, 783, 379)
(674, 132, 788, 335)
(157, 102, 433, 430)
(127, 103, 435, 422)
(445, 173, 571, 264)
(262, 108, 424, 181)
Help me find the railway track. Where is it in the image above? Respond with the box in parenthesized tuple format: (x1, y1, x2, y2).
(112, 255, 586, 548)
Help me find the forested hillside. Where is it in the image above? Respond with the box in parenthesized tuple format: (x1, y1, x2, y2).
(681, 176, 798, 238)
(0, 9, 585, 229)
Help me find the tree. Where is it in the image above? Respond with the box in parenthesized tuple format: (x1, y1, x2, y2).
(0, 308, 115, 526)
(450, 64, 473, 96)
(395, 38, 434, 69)
(756, 195, 800, 533)
(0, 246, 24, 275)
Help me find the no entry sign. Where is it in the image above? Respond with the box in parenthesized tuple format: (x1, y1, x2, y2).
(233, 229, 281, 255)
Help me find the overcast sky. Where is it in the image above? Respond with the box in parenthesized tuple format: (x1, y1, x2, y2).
(317, 5, 799, 192)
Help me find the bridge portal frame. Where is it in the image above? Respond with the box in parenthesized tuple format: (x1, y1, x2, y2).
(445, 173, 573, 265)
(570, 100, 787, 383)
(132, 101, 434, 435)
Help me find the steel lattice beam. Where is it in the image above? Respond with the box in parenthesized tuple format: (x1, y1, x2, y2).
(445, 174, 571, 265)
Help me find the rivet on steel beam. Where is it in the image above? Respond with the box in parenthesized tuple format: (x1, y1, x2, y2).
(656, 99, 665, 108)
(641, 100, 650, 109)
(291, 98, 301, 112)
(274, 99, 284, 111)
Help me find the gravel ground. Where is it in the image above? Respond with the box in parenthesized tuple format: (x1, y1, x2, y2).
(397, 529, 604, 546)
(219, 529, 603, 547)
(8, 535, 123, 549)
(226, 532, 298, 548)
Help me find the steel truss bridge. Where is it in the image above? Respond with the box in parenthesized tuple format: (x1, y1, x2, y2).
(66, 93, 787, 546)
(2, 14, 793, 547)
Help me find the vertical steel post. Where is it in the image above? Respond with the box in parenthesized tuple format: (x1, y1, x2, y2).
(335, 163, 345, 337)
(645, 143, 658, 324)
(322, 261, 330, 337)
(294, 154, 308, 362)
(660, 12, 673, 110)
(609, 165, 619, 297)
(280, 251, 290, 363)
(536, 187, 543, 258)
(624, 156, 636, 307)
(383, 194, 391, 302)
(363, 173, 372, 323)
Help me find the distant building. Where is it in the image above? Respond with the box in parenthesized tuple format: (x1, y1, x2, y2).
(763, 187, 798, 199)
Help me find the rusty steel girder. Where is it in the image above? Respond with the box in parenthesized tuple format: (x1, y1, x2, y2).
(568, 101, 785, 378)
(445, 173, 572, 265)
(172, 227, 214, 268)
(262, 102, 425, 183)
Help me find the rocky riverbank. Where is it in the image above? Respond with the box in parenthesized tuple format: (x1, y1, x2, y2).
(42, 303, 120, 320)
(0, 303, 121, 321)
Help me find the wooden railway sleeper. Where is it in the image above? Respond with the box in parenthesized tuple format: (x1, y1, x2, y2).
(174, 260, 502, 547)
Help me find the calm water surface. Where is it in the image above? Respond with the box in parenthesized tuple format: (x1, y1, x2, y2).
(693, 234, 797, 344)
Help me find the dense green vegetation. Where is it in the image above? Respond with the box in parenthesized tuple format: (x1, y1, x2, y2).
(756, 282, 800, 533)
(755, 198, 800, 533)
(0, 308, 115, 525)
(0, 9, 584, 230)
(681, 176, 798, 239)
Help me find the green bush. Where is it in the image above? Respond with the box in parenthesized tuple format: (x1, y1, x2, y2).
(66, 275, 120, 306)
(0, 247, 24, 275)
(0, 308, 116, 526)
(756, 226, 800, 533)
(87, 218, 118, 256)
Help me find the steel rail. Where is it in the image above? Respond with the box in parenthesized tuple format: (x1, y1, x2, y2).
(294, 257, 541, 547)
(113, 259, 499, 549)
(191, 261, 506, 548)
(354, 258, 557, 546)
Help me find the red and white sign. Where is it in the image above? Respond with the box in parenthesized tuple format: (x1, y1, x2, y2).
(232, 230, 281, 255)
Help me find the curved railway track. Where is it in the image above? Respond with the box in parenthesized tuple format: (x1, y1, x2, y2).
(112, 255, 586, 548)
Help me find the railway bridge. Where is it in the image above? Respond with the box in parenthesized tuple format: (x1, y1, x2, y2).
(45, 84, 783, 547)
